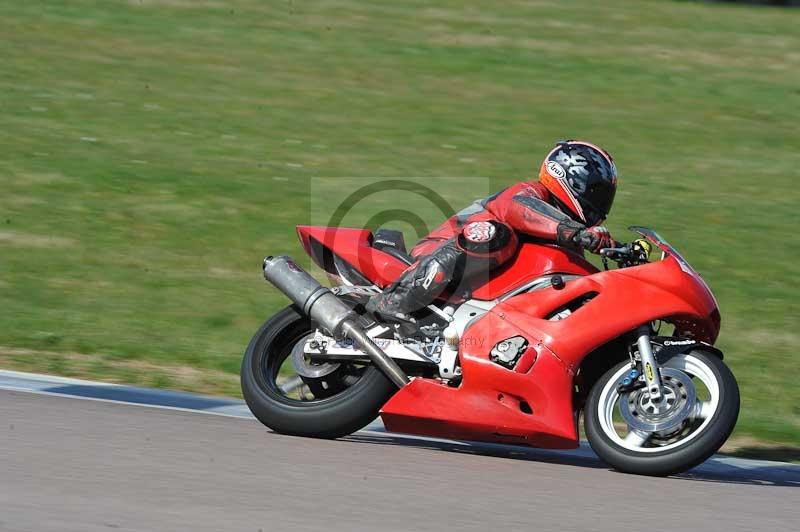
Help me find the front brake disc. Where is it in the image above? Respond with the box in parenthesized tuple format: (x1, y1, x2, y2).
(619, 368, 696, 433)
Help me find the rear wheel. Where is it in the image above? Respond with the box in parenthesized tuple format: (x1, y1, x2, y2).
(241, 305, 396, 438)
(585, 350, 739, 476)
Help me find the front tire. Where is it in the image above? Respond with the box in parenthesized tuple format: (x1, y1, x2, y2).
(585, 350, 739, 476)
(241, 305, 396, 439)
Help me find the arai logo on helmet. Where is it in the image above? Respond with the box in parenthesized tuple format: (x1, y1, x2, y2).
(546, 161, 566, 180)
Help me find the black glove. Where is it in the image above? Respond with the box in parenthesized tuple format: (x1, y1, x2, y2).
(574, 226, 615, 253)
(557, 221, 615, 254)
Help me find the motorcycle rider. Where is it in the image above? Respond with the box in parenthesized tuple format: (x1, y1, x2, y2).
(366, 140, 619, 324)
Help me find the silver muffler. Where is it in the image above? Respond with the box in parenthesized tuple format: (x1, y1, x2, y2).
(262, 256, 409, 388)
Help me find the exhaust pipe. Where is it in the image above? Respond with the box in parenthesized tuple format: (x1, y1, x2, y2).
(263, 256, 409, 388)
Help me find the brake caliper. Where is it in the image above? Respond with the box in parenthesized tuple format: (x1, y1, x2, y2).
(617, 368, 646, 394)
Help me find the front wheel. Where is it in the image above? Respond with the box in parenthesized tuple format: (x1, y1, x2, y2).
(585, 350, 739, 476)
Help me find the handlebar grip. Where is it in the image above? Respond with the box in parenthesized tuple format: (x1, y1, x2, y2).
(575, 233, 594, 248)
(600, 244, 631, 258)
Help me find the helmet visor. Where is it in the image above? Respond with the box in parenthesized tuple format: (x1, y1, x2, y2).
(580, 178, 616, 226)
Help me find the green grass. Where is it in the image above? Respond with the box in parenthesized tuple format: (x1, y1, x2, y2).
(1, 0, 799, 446)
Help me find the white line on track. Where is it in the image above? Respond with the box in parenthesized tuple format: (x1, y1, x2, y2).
(2, 369, 798, 477)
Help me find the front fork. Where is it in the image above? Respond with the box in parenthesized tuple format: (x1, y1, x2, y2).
(636, 325, 663, 400)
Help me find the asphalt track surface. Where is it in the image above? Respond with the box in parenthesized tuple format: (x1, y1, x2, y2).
(2, 372, 798, 532)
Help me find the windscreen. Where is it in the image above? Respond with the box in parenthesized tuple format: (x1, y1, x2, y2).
(629, 226, 698, 276)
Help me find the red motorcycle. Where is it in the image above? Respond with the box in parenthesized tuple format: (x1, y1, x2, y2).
(241, 225, 740, 476)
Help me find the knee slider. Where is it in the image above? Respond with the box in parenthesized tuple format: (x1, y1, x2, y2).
(415, 258, 448, 290)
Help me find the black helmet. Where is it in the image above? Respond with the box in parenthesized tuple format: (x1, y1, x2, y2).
(538, 140, 618, 226)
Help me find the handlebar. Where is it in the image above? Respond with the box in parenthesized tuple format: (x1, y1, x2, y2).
(600, 245, 632, 260)
(600, 240, 651, 269)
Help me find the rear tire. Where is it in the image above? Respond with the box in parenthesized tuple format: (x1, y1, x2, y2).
(585, 350, 739, 476)
(241, 305, 396, 439)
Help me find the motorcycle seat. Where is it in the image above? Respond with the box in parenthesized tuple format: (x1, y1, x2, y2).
(372, 228, 414, 266)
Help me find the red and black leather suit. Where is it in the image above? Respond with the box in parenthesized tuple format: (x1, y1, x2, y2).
(366, 181, 610, 320)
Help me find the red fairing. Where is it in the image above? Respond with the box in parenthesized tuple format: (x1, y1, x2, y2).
(296, 226, 408, 288)
(380, 254, 719, 448)
(296, 225, 720, 449)
(381, 312, 579, 448)
(471, 242, 598, 300)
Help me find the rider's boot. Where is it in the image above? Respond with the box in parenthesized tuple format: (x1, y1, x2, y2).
(365, 252, 457, 328)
